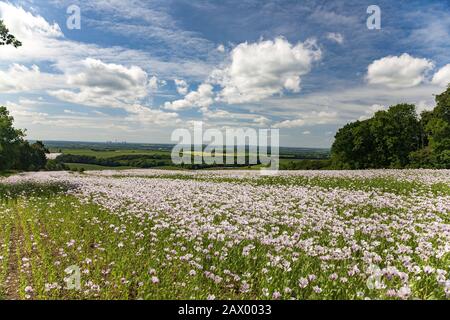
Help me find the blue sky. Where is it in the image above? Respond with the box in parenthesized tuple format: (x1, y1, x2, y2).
(0, 0, 449, 147)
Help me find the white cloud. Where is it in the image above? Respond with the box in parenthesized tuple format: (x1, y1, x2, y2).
(0, 2, 62, 40)
(0, 1, 180, 129)
(302, 130, 311, 135)
(124, 104, 179, 126)
(273, 111, 338, 128)
(273, 118, 305, 128)
(49, 58, 153, 108)
(259, 83, 442, 128)
(432, 64, 450, 87)
(3, 100, 178, 140)
(42, 58, 178, 126)
(0, 2, 213, 81)
(212, 37, 321, 104)
(64, 109, 88, 116)
(68, 58, 150, 95)
(366, 53, 434, 88)
(217, 44, 225, 53)
(0, 2, 75, 63)
(0, 64, 63, 93)
(326, 32, 344, 44)
(202, 109, 270, 127)
(358, 104, 387, 121)
(161, 37, 322, 115)
(416, 100, 435, 114)
(164, 83, 214, 111)
(174, 79, 188, 95)
(149, 76, 166, 90)
(4, 101, 49, 127)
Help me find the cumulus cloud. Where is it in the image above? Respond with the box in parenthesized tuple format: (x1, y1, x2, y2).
(68, 59, 150, 95)
(49, 58, 154, 108)
(164, 83, 214, 111)
(161, 37, 322, 123)
(432, 64, 450, 87)
(366, 53, 434, 88)
(326, 32, 344, 44)
(174, 79, 188, 95)
(211, 37, 321, 104)
(41, 58, 179, 126)
(0, 2, 62, 40)
(217, 44, 225, 53)
(0, 64, 64, 93)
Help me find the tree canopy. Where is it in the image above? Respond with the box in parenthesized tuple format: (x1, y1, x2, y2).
(331, 86, 450, 169)
(0, 19, 22, 48)
(0, 106, 47, 171)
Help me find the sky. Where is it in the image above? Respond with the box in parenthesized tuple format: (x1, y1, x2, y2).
(0, 0, 449, 148)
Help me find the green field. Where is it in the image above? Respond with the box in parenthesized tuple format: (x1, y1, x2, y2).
(58, 149, 170, 159)
(65, 163, 137, 171)
(53, 147, 331, 171)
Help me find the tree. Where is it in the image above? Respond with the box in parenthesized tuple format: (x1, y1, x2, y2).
(0, 20, 22, 48)
(332, 86, 450, 169)
(0, 107, 47, 171)
(332, 104, 422, 169)
(371, 104, 421, 168)
(331, 121, 362, 169)
(427, 86, 450, 156)
(0, 106, 24, 170)
(14, 141, 48, 171)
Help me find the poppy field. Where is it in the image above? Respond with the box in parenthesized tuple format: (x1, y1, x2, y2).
(0, 169, 449, 300)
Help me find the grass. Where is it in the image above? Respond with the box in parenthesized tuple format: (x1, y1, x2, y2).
(0, 171, 19, 178)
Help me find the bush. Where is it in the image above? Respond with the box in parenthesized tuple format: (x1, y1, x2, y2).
(45, 160, 68, 171)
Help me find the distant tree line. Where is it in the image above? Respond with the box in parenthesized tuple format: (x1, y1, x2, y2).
(55, 153, 263, 169)
(280, 159, 331, 170)
(331, 86, 450, 169)
(56, 154, 172, 168)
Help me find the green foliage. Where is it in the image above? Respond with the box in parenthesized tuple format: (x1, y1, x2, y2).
(45, 160, 68, 171)
(14, 141, 48, 171)
(0, 106, 47, 171)
(0, 106, 24, 170)
(56, 153, 260, 170)
(332, 87, 450, 169)
(426, 86, 450, 156)
(0, 20, 21, 48)
(280, 159, 331, 170)
(408, 147, 435, 168)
